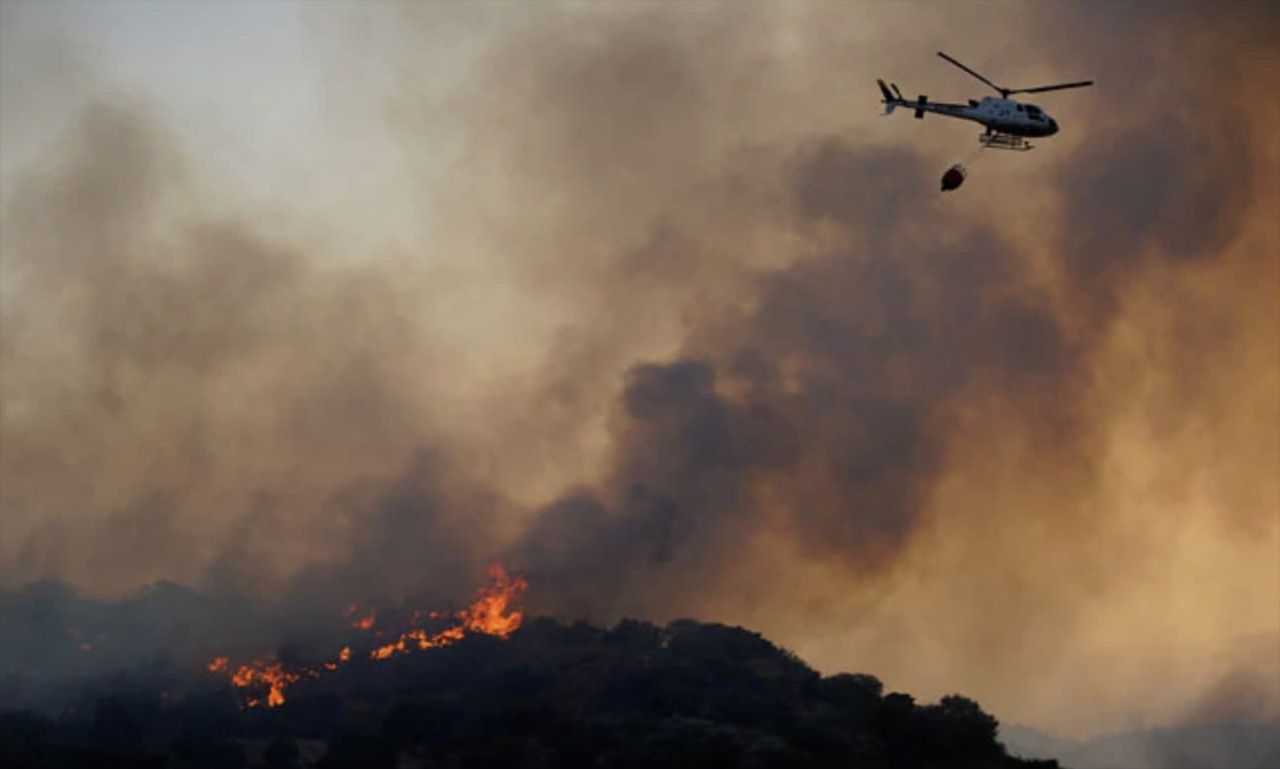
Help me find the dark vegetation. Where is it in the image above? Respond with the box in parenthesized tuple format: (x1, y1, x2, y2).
(1, 616, 1058, 769)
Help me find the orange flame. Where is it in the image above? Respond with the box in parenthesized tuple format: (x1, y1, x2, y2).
(208, 563, 527, 708)
(229, 661, 302, 708)
(463, 562, 528, 637)
(368, 562, 527, 661)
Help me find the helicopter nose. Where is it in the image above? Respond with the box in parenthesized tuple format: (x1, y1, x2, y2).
(1048, 118, 1059, 135)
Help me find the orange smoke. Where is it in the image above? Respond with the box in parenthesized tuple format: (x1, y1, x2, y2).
(207, 563, 527, 708)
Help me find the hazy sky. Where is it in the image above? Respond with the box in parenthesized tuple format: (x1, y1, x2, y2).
(1, 0, 1277, 741)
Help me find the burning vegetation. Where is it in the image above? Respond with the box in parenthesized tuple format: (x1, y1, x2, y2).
(0, 571, 1063, 767)
(208, 563, 527, 709)
(0, 605, 1060, 769)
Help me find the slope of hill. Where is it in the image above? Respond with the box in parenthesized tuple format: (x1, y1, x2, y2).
(1, 616, 1058, 768)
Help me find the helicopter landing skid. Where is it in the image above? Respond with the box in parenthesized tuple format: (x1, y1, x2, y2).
(979, 132, 1033, 151)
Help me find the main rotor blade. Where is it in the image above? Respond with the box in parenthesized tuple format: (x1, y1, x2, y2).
(1009, 80, 1095, 95)
(937, 51, 1005, 96)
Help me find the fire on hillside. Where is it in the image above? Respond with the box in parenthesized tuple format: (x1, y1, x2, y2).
(206, 563, 527, 708)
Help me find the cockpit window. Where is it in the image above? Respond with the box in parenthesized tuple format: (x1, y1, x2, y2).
(1026, 105, 1042, 115)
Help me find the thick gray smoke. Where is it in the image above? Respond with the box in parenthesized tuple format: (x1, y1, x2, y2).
(512, 141, 1078, 618)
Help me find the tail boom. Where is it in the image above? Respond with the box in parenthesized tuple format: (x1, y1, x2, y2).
(877, 79, 974, 123)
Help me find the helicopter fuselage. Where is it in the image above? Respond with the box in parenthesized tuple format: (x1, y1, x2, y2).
(893, 95, 1059, 137)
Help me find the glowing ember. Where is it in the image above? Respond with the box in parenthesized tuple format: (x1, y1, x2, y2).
(207, 563, 527, 708)
(344, 603, 376, 631)
(323, 646, 352, 671)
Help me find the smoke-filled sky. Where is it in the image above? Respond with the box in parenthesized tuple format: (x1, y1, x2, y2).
(1, 0, 1277, 741)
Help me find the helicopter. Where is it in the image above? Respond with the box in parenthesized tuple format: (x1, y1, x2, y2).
(877, 52, 1093, 151)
